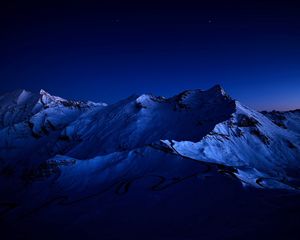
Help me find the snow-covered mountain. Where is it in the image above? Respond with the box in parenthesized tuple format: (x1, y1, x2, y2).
(1, 86, 300, 240)
(1, 85, 299, 189)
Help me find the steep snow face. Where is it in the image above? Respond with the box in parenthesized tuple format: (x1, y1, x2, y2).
(163, 102, 300, 189)
(62, 85, 236, 158)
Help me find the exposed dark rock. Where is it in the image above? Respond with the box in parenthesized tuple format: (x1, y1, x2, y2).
(237, 114, 259, 127)
(209, 131, 230, 140)
(235, 128, 244, 137)
(273, 120, 287, 129)
(250, 128, 270, 145)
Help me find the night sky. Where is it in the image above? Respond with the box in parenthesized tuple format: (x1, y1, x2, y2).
(1, 0, 300, 110)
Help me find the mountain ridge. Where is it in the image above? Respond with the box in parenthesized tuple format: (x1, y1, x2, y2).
(1, 85, 300, 240)
(0, 85, 299, 190)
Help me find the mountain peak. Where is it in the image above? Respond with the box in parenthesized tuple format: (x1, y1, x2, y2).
(39, 89, 49, 95)
(39, 89, 107, 108)
(207, 84, 227, 96)
(39, 89, 68, 105)
(39, 89, 63, 100)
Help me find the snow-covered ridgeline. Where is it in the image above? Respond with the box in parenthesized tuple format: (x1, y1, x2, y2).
(0, 85, 299, 189)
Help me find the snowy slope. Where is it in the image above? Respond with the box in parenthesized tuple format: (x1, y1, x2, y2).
(262, 109, 300, 134)
(5, 145, 300, 240)
(62, 85, 235, 158)
(0, 85, 299, 189)
(0, 89, 107, 169)
(1, 85, 300, 239)
(163, 102, 300, 189)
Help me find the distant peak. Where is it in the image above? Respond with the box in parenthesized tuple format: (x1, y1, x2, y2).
(39, 89, 48, 95)
(17, 89, 34, 105)
(207, 84, 227, 95)
(7, 88, 30, 96)
(39, 89, 64, 99)
(86, 101, 108, 107)
(38, 89, 107, 107)
(172, 85, 230, 102)
(18, 89, 30, 95)
(39, 89, 67, 104)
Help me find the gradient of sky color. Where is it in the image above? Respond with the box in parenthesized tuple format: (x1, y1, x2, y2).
(1, 0, 300, 110)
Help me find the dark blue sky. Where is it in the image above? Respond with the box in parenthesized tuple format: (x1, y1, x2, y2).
(1, 0, 300, 110)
